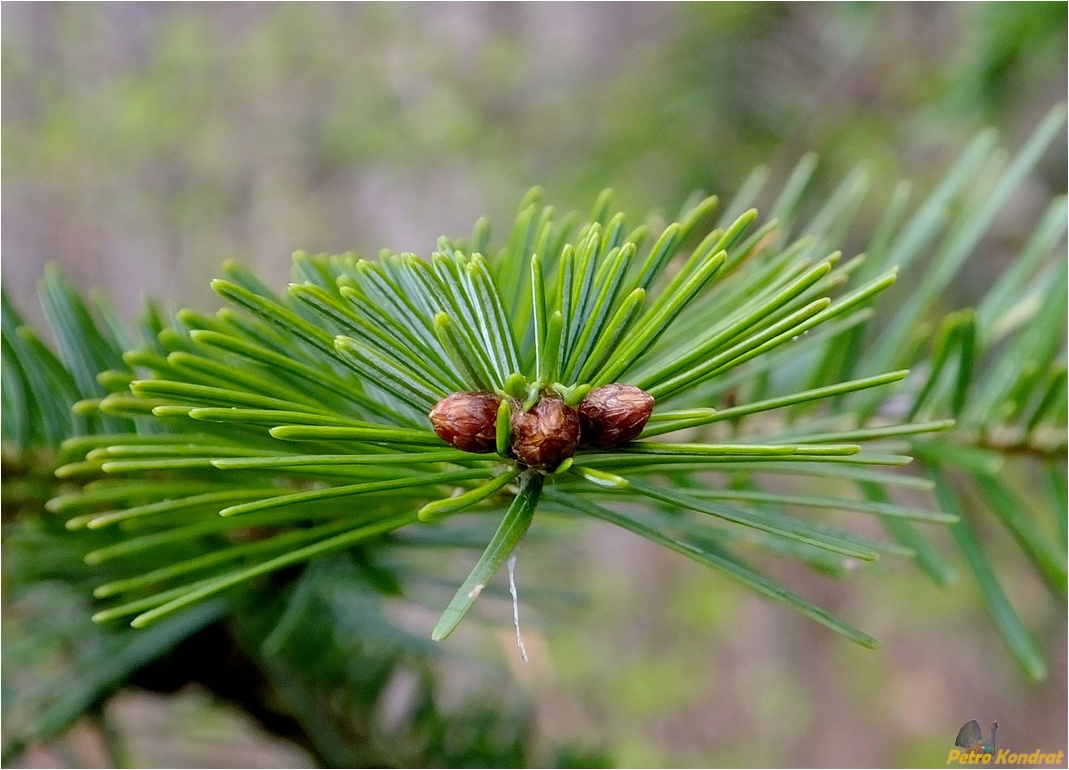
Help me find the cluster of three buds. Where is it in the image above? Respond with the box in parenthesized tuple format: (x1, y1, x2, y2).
(429, 383, 654, 471)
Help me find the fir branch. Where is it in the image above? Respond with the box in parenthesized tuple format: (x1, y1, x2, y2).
(7, 118, 1064, 672)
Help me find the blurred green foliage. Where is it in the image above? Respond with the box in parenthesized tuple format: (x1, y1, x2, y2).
(4, 4, 1064, 308)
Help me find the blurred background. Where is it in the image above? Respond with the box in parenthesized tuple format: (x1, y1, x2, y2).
(2, 2, 1066, 767)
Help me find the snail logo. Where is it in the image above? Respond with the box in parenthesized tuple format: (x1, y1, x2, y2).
(946, 720, 1066, 766)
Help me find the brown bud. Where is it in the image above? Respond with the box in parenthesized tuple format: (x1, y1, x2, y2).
(577, 383, 654, 448)
(429, 392, 501, 453)
(510, 395, 580, 471)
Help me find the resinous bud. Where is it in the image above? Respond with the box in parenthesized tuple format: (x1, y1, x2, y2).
(577, 383, 654, 448)
(510, 395, 580, 471)
(429, 392, 502, 453)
